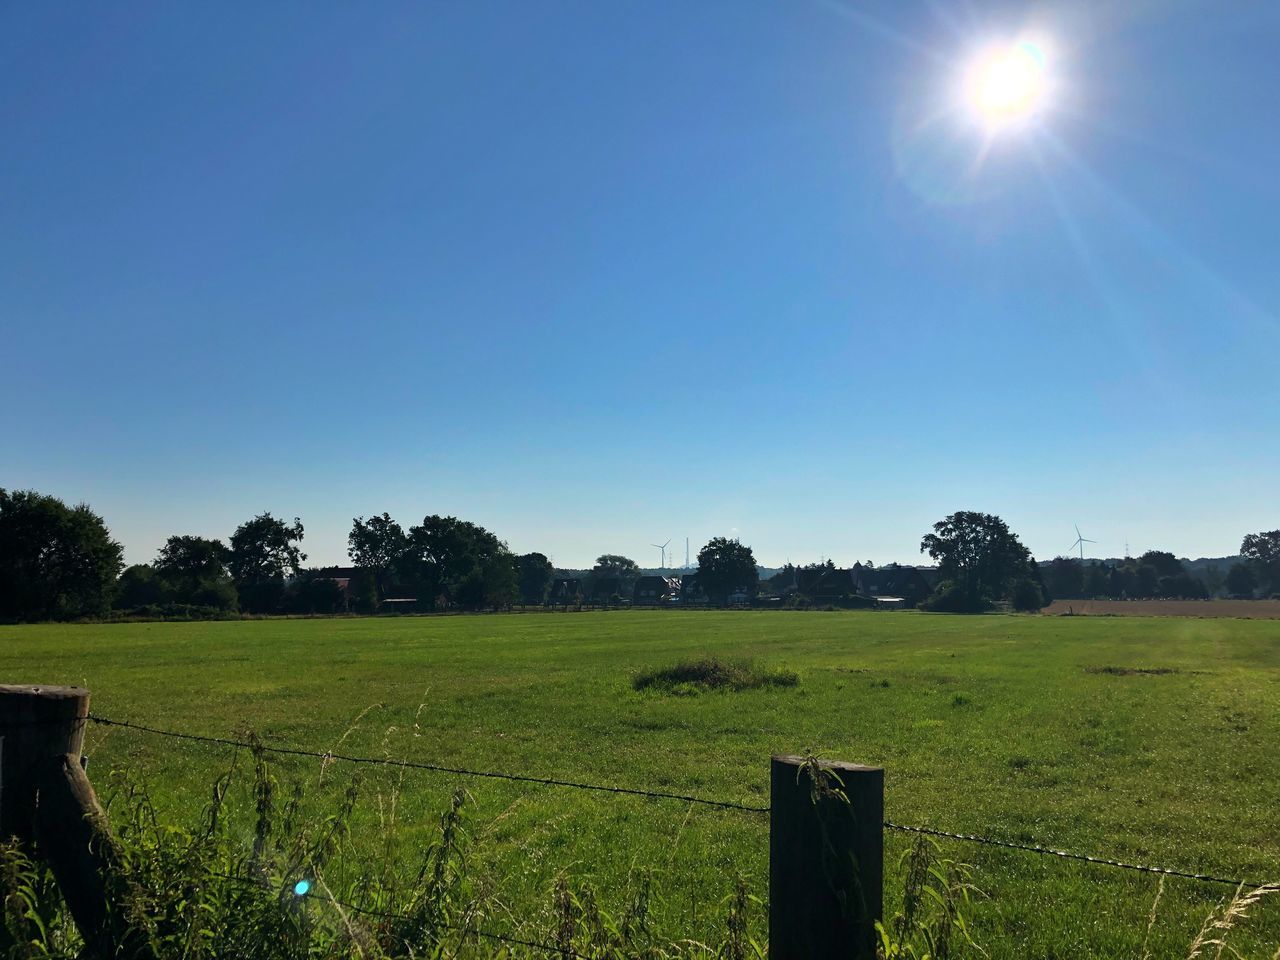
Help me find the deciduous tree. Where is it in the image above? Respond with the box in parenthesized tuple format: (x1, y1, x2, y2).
(919, 511, 1033, 612)
(696, 538, 757, 605)
(0, 489, 123, 621)
(1225, 562, 1257, 599)
(518, 552, 554, 605)
(229, 513, 306, 613)
(348, 513, 409, 597)
(1240, 530, 1280, 596)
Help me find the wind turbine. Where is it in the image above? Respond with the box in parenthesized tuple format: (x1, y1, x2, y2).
(1069, 525, 1096, 561)
(651, 539, 671, 570)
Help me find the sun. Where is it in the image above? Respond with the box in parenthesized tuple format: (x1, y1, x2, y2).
(965, 39, 1050, 129)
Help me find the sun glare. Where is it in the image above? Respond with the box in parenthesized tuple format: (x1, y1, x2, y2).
(965, 40, 1049, 129)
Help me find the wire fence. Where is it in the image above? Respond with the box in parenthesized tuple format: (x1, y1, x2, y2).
(83, 712, 1277, 893)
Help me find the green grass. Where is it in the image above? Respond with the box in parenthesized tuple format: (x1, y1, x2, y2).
(3, 610, 1279, 957)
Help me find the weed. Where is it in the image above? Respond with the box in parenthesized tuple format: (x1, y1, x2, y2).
(878, 835, 983, 959)
(632, 658, 798, 693)
(0, 754, 763, 959)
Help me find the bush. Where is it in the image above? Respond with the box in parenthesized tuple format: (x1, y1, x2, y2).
(920, 580, 990, 613)
(1009, 577, 1046, 612)
(633, 657, 798, 692)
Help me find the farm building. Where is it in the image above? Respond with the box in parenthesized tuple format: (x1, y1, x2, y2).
(547, 578, 581, 605)
(853, 563, 933, 608)
(589, 576, 622, 602)
(633, 575, 681, 604)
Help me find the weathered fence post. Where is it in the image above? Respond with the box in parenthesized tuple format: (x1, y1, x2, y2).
(0, 684, 154, 960)
(769, 754, 884, 959)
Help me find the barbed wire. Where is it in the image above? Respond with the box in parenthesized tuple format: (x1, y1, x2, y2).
(83, 713, 1275, 891)
(87, 714, 770, 813)
(884, 821, 1278, 890)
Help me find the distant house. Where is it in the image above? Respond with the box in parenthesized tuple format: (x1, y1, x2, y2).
(795, 565, 858, 602)
(633, 575, 681, 604)
(305, 565, 360, 600)
(679, 574, 707, 605)
(547, 578, 580, 605)
(853, 563, 932, 608)
(589, 577, 621, 602)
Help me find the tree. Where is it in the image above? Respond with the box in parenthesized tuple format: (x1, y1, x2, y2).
(348, 514, 409, 597)
(1225, 562, 1257, 599)
(115, 564, 168, 609)
(1010, 577, 1046, 612)
(518, 552, 554, 605)
(1083, 563, 1110, 598)
(1041, 557, 1083, 599)
(1159, 572, 1208, 599)
(592, 554, 640, 588)
(919, 511, 1033, 612)
(0, 489, 124, 621)
(403, 515, 515, 610)
(1135, 563, 1159, 598)
(696, 537, 757, 605)
(153, 535, 236, 609)
(1138, 550, 1184, 579)
(285, 570, 348, 614)
(1241, 530, 1280, 596)
(229, 514, 306, 613)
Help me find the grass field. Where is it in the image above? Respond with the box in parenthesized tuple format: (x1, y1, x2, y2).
(4, 610, 1279, 957)
(1042, 598, 1280, 618)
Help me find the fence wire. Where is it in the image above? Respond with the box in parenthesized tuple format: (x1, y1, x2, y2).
(87, 714, 770, 813)
(86, 713, 1276, 892)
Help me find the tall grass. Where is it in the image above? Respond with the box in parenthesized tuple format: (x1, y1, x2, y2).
(0, 745, 763, 959)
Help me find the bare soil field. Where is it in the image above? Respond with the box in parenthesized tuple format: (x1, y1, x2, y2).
(1043, 598, 1280, 618)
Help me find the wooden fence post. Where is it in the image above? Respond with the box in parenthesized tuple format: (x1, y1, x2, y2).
(769, 754, 884, 960)
(0, 684, 154, 960)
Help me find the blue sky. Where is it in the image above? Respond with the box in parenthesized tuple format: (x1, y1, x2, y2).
(3, 1, 1277, 569)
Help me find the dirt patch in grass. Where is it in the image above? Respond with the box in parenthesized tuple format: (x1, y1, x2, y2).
(632, 657, 799, 693)
(1045, 599, 1280, 619)
(1086, 666, 1179, 676)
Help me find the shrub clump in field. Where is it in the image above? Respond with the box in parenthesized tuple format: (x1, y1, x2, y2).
(1085, 665, 1179, 677)
(632, 658, 798, 693)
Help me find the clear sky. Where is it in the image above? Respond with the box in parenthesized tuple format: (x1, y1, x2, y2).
(3, 2, 1278, 569)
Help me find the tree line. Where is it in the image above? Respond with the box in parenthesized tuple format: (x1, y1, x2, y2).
(1, 487, 1277, 622)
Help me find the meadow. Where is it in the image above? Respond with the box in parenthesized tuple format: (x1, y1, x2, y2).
(3, 610, 1278, 957)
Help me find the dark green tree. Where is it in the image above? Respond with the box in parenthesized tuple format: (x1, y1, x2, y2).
(1225, 562, 1257, 599)
(919, 511, 1033, 612)
(115, 564, 168, 609)
(1083, 562, 1110, 598)
(348, 513, 409, 597)
(1159, 572, 1208, 599)
(1240, 530, 1280, 596)
(591, 554, 641, 588)
(1010, 576, 1046, 612)
(153, 535, 237, 610)
(285, 570, 348, 614)
(696, 537, 758, 605)
(0, 489, 124, 621)
(1134, 563, 1159, 598)
(1042, 556, 1084, 599)
(404, 516, 514, 610)
(517, 552, 554, 605)
(229, 514, 306, 613)
(1139, 550, 1184, 579)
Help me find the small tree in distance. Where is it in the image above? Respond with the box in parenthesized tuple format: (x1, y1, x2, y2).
(696, 537, 757, 606)
(1240, 530, 1280, 597)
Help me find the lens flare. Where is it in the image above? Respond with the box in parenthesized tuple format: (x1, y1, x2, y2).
(294, 879, 311, 897)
